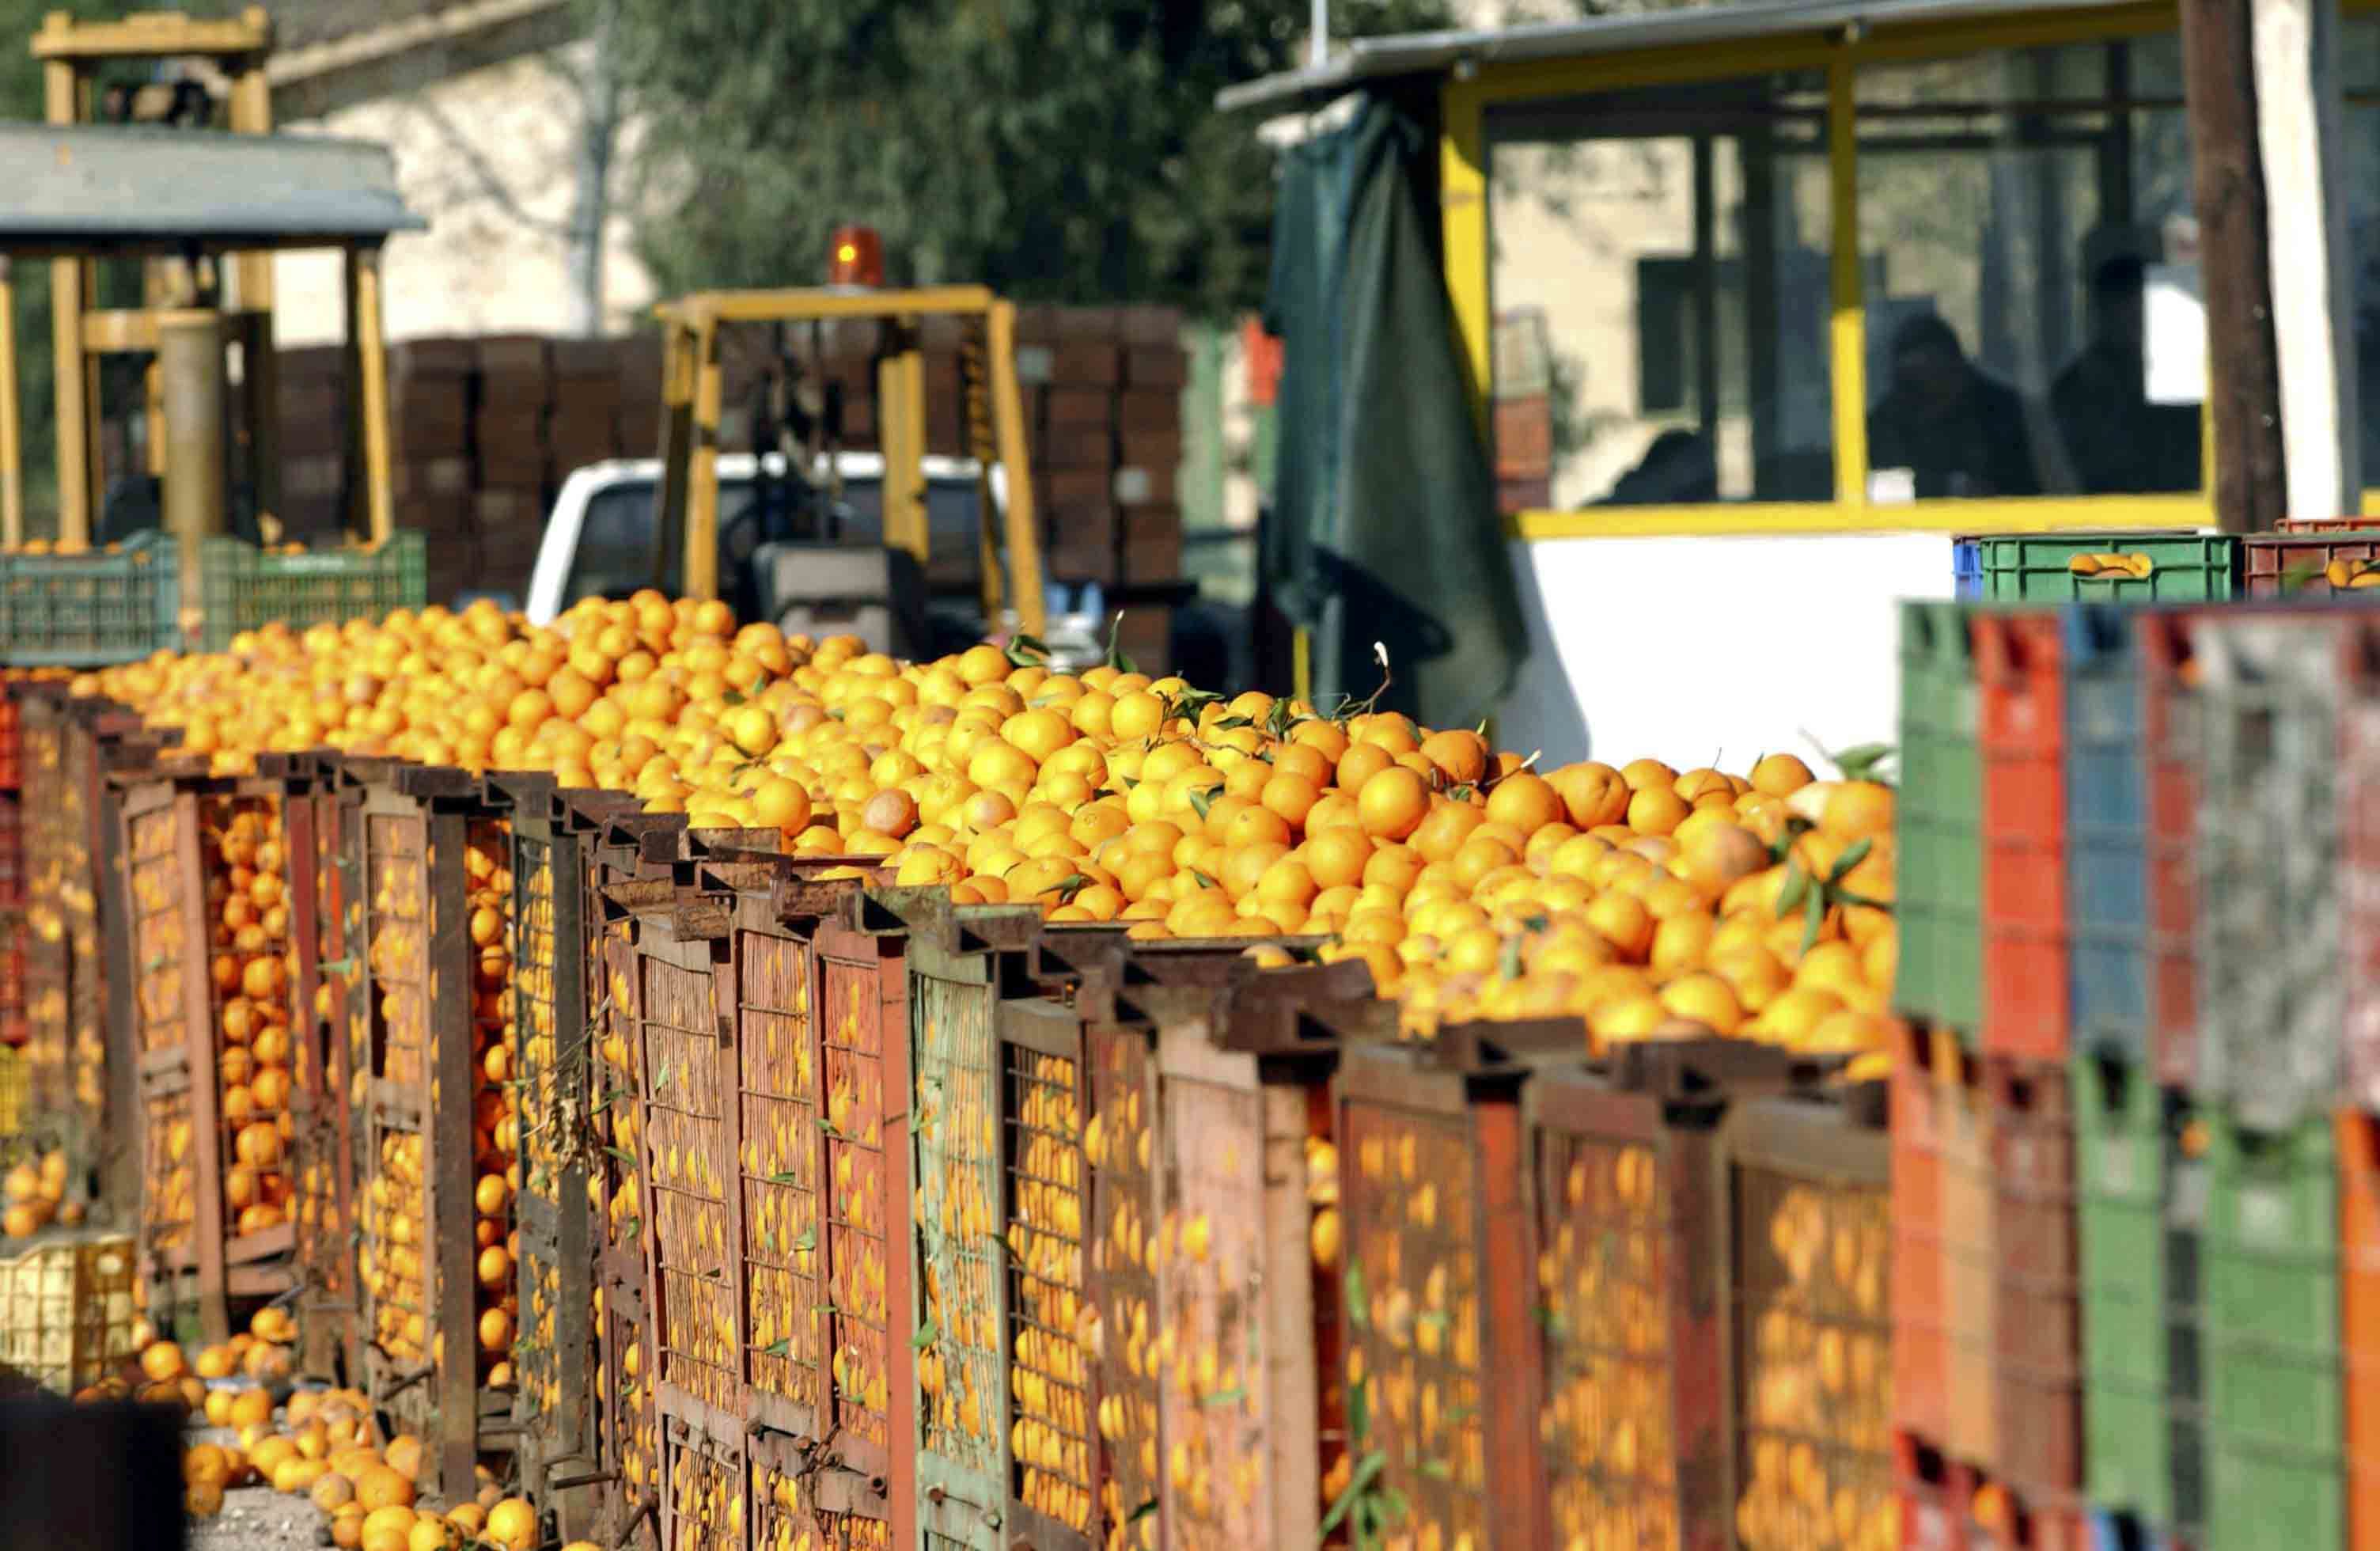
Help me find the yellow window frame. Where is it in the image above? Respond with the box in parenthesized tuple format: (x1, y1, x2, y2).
(1442, 0, 2379, 540)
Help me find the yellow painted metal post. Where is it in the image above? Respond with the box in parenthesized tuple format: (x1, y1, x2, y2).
(1293, 628, 1313, 707)
(878, 325, 928, 567)
(684, 316, 722, 600)
(1441, 80, 1493, 450)
(1827, 52, 1869, 510)
(354, 248, 394, 545)
(0, 256, 20, 548)
(654, 318, 692, 590)
(227, 13, 276, 336)
(987, 301, 1044, 639)
(46, 43, 95, 548)
(961, 315, 1006, 624)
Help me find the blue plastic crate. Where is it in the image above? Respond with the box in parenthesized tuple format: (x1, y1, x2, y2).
(1954, 537, 1983, 601)
(2064, 605, 2151, 1064)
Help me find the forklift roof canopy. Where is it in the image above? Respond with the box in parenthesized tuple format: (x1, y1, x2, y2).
(0, 121, 423, 256)
(1216, 0, 2147, 112)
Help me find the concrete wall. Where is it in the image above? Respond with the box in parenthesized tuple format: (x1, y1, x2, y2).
(267, 40, 654, 346)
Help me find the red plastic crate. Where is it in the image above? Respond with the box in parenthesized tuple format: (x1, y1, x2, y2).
(0, 694, 20, 792)
(1976, 613, 2070, 1064)
(2244, 533, 2380, 597)
(1893, 1026, 1950, 1443)
(1987, 1060, 2082, 1504)
(2136, 612, 2201, 1090)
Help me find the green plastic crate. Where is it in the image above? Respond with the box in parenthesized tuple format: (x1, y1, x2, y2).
(1976, 532, 2238, 604)
(195, 533, 427, 652)
(0, 533, 179, 666)
(2204, 1109, 2343, 1551)
(1894, 600, 1983, 1034)
(2076, 1055, 2172, 1524)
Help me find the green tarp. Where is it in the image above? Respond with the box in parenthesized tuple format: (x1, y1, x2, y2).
(1263, 92, 1527, 728)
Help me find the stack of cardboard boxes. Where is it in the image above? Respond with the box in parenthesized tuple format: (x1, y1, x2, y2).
(244, 309, 1184, 647)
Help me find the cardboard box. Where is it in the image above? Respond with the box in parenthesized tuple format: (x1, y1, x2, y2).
(1118, 305, 1184, 347)
(1124, 345, 1187, 389)
(1116, 389, 1176, 438)
(1047, 389, 1112, 429)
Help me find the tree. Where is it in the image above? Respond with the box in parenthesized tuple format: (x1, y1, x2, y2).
(608, 0, 1457, 318)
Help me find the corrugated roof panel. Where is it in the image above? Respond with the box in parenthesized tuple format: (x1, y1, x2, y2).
(0, 123, 425, 251)
(1216, 0, 2143, 112)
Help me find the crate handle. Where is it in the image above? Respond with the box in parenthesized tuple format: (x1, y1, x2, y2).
(2067, 552, 2155, 579)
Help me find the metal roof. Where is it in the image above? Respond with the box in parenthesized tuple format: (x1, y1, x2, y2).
(0, 123, 425, 254)
(1215, 0, 2147, 113)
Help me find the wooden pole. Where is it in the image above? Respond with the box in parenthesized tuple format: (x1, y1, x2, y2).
(2179, 0, 2288, 533)
(44, 37, 95, 548)
(2252, 0, 2361, 518)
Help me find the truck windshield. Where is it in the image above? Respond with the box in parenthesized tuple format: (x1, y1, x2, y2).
(563, 473, 991, 609)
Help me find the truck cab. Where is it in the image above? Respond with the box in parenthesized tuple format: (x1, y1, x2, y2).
(525, 450, 1106, 663)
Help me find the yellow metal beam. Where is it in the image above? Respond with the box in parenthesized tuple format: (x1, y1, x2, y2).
(987, 300, 1045, 639)
(32, 9, 271, 60)
(354, 247, 393, 544)
(1827, 55, 1866, 511)
(654, 320, 693, 590)
(1513, 495, 2214, 540)
(674, 285, 998, 326)
(877, 327, 927, 566)
(0, 259, 18, 548)
(684, 317, 723, 599)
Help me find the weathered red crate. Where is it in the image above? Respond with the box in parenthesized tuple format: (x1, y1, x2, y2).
(1975, 612, 2069, 1064)
(500, 776, 645, 1531)
(597, 1271, 660, 1550)
(1072, 942, 1392, 1550)
(25, 692, 144, 1203)
(1726, 1081, 1894, 1551)
(339, 758, 495, 1498)
(110, 759, 324, 1341)
(1330, 1033, 1544, 1550)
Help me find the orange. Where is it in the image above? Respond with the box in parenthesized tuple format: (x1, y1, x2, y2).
(1483, 772, 1563, 834)
(1583, 893, 1654, 962)
(1418, 728, 1488, 787)
(1408, 801, 1484, 865)
(355, 1466, 417, 1512)
(1354, 767, 1430, 841)
(1750, 753, 1815, 796)
(1624, 787, 1691, 837)
(484, 1498, 540, 1551)
(1821, 781, 1894, 841)
(1303, 827, 1374, 891)
(1548, 763, 1631, 829)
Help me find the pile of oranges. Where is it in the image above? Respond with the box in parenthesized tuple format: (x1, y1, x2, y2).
(85, 1310, 578, 1551)
(207, 800, 298, 1242)
(2, 1147, 80, 1236)
(466, 822, 521, 1390)
(76, 592, 1896, 1060)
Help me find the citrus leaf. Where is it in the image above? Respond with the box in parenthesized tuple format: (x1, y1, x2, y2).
(792, 1228, 816, 1253)
(760, 1338, 790, 1357)
(1187, 786, 1215, 821)
(1344, 1262, 1369, 1330)
(1800, 884, 1826, 955)
(1826, 837, 1874, 884)
(1775, 860, 1810, 920)
(911, 1320, 938, 1350)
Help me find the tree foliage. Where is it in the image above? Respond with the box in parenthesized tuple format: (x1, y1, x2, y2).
(608, 0, 1457, 317)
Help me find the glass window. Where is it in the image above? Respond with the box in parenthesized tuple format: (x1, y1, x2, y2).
(1855, 38, 2204, 502)
(1487, 70, 1836, 510)
(565, 480, 669, 605)
(561, 472, 991, 609)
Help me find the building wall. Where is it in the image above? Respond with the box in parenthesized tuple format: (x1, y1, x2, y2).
(267, 40, 654, 346)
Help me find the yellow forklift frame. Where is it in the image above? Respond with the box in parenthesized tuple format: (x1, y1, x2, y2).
(650, 286, 1048, 638)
